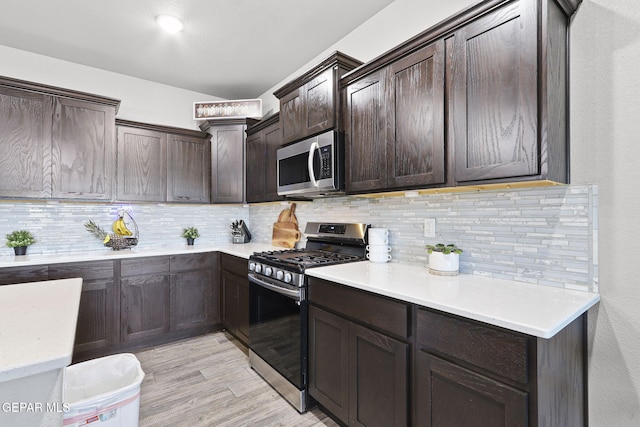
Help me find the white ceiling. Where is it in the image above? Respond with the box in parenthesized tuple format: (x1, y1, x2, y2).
(0, 0, 395, 99)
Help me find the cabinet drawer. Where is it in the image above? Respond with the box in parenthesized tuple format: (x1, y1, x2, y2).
(121, 256, 170, 277)
(308, 278, 409, 338)
(0, 266, 49, 285)
(416, 308, 530, 384)
(220, 254, 247, 277)
(170, 253, 212, 272)
(49, 260, 115, 281)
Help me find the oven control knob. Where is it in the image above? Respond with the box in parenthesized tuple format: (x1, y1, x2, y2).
(275, 270, 284, 280)
(283, 272, 292, 283)
(249, 262, 256, 272)
(264, 267, 273, 277)
(254, 264, 262, 274)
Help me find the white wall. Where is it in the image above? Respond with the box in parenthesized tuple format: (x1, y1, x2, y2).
(571, 0, 640, 425)
(0, 45, 222, 130)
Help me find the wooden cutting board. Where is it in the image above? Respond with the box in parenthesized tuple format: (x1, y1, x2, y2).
(272, 203, 300, 248)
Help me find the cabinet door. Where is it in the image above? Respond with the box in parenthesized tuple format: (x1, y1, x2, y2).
(51, 97, 115, 200)
(246, 120, 283, 203)
(309, 305, 350, 424)
(171, 269, 213, 330)
(305, 69, 334, 137)
(349, 322, 408, 427)
(345, 70, 388, 192)
(121, 274, 171, 342)
(210, 124, 245, 203)
(49, 261, 118, 354)
(264, 122, 284, 201)
(245, 132, 266, 203)
(167, 133, 211, 203)
(387, 41, 445, 188)
(236, 276, 250, 344)
(116, 126, 167, 202)
(0, 86, 53, 199)
(280, 88, 304, 145)
(451, 0, 538, 183)
(220, 270, 239, 335)
(415, 352, 528, 427)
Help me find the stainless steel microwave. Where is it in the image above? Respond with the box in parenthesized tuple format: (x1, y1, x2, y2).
(277, 130, 344, 197)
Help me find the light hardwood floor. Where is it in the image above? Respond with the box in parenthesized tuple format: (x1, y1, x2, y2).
(134, 332, 339, 427)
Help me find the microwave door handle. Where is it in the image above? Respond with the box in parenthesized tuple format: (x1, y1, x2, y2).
(307, 141, 320, 187)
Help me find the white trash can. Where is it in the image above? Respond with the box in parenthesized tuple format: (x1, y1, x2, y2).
(63, 353, 145, 427)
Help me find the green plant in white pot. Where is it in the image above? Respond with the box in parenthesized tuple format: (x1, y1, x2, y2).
(6, 230, 36, 256)
(426, 243, 463, 276)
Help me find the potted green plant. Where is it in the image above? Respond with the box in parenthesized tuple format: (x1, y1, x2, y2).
(426, 243, 463, 276)
(6, 230, 36, 256)
(181, 227, 200, 245)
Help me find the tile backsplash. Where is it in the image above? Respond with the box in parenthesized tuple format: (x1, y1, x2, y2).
(248, 184, 598, 292)
(0, 184, 597, 292)
(0, 201, 249, 255)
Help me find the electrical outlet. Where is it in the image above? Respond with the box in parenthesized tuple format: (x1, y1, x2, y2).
(424, 218, 436, 238)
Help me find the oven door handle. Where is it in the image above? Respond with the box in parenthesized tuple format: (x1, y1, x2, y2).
(249, 274, 302, 301)
(307, 141, 319, 188)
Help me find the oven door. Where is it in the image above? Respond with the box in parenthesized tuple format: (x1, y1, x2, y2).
(248, 273, 307, 391)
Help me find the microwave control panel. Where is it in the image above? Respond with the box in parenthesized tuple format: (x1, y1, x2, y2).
(319, 145, 332, 179)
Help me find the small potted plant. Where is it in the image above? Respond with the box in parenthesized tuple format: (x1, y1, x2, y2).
(426, 243, 463, 276)
(6, 230, 36, 256)
(181, 227, 200, 245)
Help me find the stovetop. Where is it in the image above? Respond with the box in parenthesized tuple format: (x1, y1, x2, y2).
(251, 248, 364, 271)
(249, 222, 369, 286)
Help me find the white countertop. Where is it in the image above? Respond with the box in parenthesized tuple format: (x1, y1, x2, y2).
(0, 244, 601, 340)
(0, 242, 278, 268)
(307, 262, 600, 339)
(0, 278, 83, 382)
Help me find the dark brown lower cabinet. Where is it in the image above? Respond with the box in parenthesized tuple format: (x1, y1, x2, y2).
(415, 307, 586, 427)
(0, 265, 49, 285)
(415, 352, 528, 426)
(170, 253, 218, 331)
(120, 256, 171, 343)
(121, 270, 171, 343)
(220, 253, 249, 345)
(309, 305, 350, 422)
(309, 305, 409, 427)
(309, 278, 586, 427)
(48, 261, 118, 356)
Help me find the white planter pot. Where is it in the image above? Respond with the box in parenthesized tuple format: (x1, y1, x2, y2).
(428, 252, 459, 276)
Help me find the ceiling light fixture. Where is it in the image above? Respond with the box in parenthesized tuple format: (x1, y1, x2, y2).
(156, 15, 184, 33)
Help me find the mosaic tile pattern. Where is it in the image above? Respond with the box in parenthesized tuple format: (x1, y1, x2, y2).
(0, 184, 597, 292)
(248, 185, 598, 292)
(0, 201, 248, 255)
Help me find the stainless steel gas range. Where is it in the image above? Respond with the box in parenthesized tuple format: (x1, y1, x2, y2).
(248, 222, 369, 413)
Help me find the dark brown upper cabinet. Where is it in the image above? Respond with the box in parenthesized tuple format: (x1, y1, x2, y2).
(245, 113, 284, 203)
(0, 76, 120, 201)
(344, 41, 446, 193)
(450, 0, 545, 184)
(207, 121, 246, 203)
(52, 97, 116, 200)
(342, 0, 578, 193)
(274, 51, 362, 145)
(167, 133, 210, 203)
(116, 119, 210, 203)
(117, 125, 167, 202)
